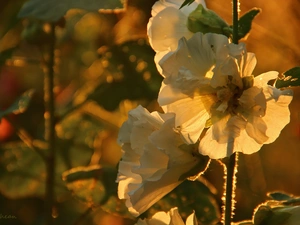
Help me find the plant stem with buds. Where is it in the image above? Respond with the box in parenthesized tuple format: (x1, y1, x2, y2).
(224, 1, 239, 224)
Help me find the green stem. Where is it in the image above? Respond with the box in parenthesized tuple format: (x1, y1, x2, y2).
(232, 0, 239, 44)
(44, 23, 56, 225)
(224, 146, 238, 225)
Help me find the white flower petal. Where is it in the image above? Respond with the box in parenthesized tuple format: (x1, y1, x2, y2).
(135, 211, 170, 225)
(154, 50, 169, 75)
(199, 128, 228, 159)
(148, 0, 207, 53)
(161, 94, 215, 143)
(239, 86, 266, 116)
(225, 116, 247, 139)
(245, 117, 268, 144)
(169, 207, 185, 225)
(262, 86, 293, 144)
(199, 127, 264, 158)
(158, 82, 191, 107)
(150, 211, 171, 225)
(148, 7, 193, 53)
(186, 211, 198, 225)
(242, 52, 257, 78)
(211, 114, 230, 144)
(235, 130, 263, 154)
(254, 71, 279, 87)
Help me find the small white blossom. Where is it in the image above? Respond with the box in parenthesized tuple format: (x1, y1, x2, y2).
(135, 207, 198, 225)
(117, 105, 209, 216)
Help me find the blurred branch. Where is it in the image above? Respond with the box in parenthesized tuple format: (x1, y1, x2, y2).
(82, 101, 122, 130)
(57, 101, 87, 122)
(44, 22, 56, 225)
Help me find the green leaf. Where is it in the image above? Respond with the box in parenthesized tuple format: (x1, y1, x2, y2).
(237, 8, 261, 40)
(62, 165, 135, 219)
(0, 138, 94, 199)
(18, 0, 124, 22)
(144, 179, 221, 224)
(0, 142, 47, 198)
(268, 192, 293, 201)
(100, 195, 135, 219)
(180, 0, 195, 9)
(0, 89, 35, 119)
(275, 67, 300, 88)
(254, 205, 292, 225)
(283, 198, 300, 206)
(62, 165, 116, 206)
(62, 165, 134, 218)
(187, 4, 229, 35)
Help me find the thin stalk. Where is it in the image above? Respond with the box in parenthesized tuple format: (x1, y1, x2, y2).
(44, 23, 56, 225)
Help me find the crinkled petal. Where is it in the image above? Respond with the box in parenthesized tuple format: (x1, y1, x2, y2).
(125, 162, 197, 216)
(117, 106, 207, 216)
(134, 144, 169, 181)
(159, 33, 229, 85)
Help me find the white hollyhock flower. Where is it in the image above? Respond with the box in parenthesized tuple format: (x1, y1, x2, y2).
(158, 32, 230, 144)
(158, 32, 293, 159)
(147, 0, 206, 71)
(135, 207, 198, 225)
(117, 105, 209, 216)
